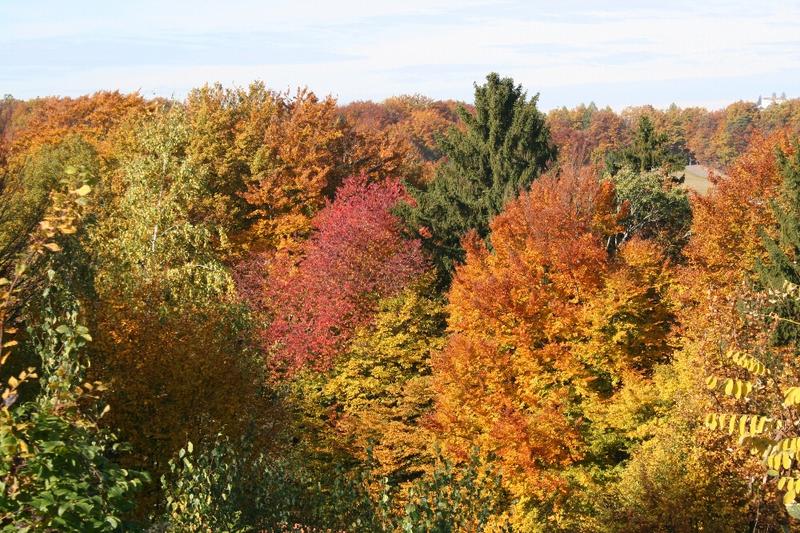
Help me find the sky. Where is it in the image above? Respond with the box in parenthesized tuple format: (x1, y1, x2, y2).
(1, 0, 799, 111)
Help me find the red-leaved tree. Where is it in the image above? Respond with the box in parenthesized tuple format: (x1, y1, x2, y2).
(247, 175, 428, 374)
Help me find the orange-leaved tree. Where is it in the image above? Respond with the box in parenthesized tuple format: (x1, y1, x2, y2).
(432, 166, 682, 528)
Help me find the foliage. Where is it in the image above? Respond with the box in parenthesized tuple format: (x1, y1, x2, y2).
(433, 167, 680, 528)
(0, 184, 146, 532)
(242, 88, 410, 254)
(258, 175, 428, 373)
(7, 80, 800, 530)
(547, 103, 626, 170)
(157, 435, 509, 533)
(609, 167, 692, 257)
(664, 132, 799, 530)
(0, 137, 98, 269)
(156, 435, 382, 532)
(605, 115, 689, 175)
(86, 106, 264, 488)
(694, 140, 800, 527)
(341, 95, 460, 183)
(1, 289, 148, 532)
(683, 132, 788, 295)
(322, 279, 446, 485)
(398, 452, 511, 533)
(432, 169, 595, 514)
(399, 73, 556, 285)
(1, 92, 147, 175)
(605, 417, 752, 533)
(756, 140, 800, 346)
(182, 82, 279, 245)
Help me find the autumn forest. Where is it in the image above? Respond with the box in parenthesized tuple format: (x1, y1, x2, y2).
(4, 73, 800, 531)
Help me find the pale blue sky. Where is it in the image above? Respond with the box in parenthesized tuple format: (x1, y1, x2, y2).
(2, 0, 799, 110)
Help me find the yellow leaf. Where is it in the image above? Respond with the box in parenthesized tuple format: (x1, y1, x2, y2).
(43, 242, 62, 252)
(73, 184, 91, 197)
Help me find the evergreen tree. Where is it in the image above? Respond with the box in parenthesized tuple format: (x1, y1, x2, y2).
(605, 115, 688, 175)
(398, 73, 556, 285)
(757, 141, 800, 346)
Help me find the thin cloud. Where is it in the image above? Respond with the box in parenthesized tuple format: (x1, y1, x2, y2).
(1, 0, 798, 109)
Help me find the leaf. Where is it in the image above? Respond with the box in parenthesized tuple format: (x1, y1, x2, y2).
(787, 502, 800, 519)
(74, 184, 92, 197)
(43, 242, 62, 252)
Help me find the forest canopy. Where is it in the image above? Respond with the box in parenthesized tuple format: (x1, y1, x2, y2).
(4, 75, 800, 531)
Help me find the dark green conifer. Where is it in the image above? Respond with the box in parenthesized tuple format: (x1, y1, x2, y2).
(757, 141, 800, 346)
(605, 115, 688, 175)
(399, 73, 556, 286)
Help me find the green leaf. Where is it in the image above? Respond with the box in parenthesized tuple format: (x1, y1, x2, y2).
(787, 502, 800, 520)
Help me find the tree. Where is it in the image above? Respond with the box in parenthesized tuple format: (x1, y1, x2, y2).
(631, 132, 797, 531)
(546, 104, 626, 171)
(432, 167, 682, 528)
(0, 137, 98, 283)
(323, 279, 446, 484)
(609, 167, 692, 258)
(1, 92, 147, 175)
(756, 140, 800, 346)
(256, 175, 428, 373)
(183, 82, 280, 245)
(242, 88, 412, 254)
(0, 182, 147, 532)
(606, 115, 688, 175)
(432, 169, 612, 521)
(86, 107, 263, 484)
(399, 73, 557, 285)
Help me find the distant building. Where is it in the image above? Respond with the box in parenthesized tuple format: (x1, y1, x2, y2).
(758, 92, 788, 108)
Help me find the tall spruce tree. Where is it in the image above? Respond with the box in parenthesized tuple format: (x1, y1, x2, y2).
(398, 73, 556, 286)
(757, 141, 800, 346)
